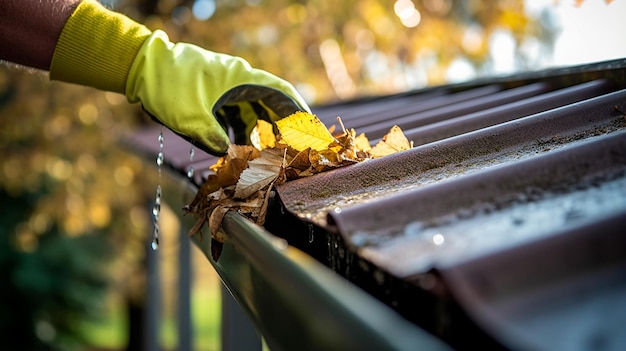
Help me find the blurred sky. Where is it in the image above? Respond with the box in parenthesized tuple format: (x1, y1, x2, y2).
(448, 0, 626, 84)
(530, 0, 626, 66)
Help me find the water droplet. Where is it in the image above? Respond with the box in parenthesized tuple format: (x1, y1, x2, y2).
(308, 223, 315, 243)
(156, 152, 164, 166)
(189, 146, 195, 161)
(373, 270, 385, 285)
(187, 166, 194, 178)
(153, 131, 163, 251)
(327, 234, 333, 261)
(152, 202, 161, 218)
(153, 185, 162, 216)
(432, 233, 445, 245)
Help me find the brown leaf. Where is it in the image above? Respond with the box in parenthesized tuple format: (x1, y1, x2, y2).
(185, 174, 226, 213)
(186, 145, 259, 212)
(190, 112, 406, 238)
(354, 132, 371, 152)
(188, 213, 207, 239)
(210, 239, 223, 262)
(285, 167, 301, 180)
(234, 148, 285, 199)
(368, 125, 412, 158)
(255, 184, 275, 226)
(288, 147, 312, 170)
(238, 194, 264, 214)
(209, 205, 231, 241)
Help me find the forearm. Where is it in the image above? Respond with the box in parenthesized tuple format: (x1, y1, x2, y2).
(0, 0, 81, 70)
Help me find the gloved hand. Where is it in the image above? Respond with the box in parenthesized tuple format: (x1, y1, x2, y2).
(49, 0, 309, 156)
(127, 30, 309, 154)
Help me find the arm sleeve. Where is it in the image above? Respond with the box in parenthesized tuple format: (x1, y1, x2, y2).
(49, 0, 152, 94)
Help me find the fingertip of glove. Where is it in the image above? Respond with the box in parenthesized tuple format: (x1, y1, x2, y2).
(211, 140, 230, 156)
(201, 133, 230, 157)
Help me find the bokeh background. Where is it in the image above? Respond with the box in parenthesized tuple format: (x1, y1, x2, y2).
(1, 0, 624, 350)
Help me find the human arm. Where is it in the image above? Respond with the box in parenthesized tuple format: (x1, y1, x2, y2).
(0, 0, 80, 70)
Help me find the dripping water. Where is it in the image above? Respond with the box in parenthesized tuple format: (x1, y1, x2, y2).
(308, 223, 315, 243)
(186, 145, 195, 179)
(152, 130, 164, 250)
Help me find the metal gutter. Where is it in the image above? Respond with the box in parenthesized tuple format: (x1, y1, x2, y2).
(191, 211, 451, 351)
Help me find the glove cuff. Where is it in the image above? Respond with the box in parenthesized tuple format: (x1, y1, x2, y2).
(49, 0, 151, 93)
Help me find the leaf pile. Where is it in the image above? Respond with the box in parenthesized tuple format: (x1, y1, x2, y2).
(184, 112, 412, 254)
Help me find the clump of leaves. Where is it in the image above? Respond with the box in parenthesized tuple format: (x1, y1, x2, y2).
(184, 112, 411, 259)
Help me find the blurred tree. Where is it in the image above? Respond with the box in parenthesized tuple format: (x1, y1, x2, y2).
(117, 0, 556, 103)
(0, 64, 156, 349)
(0, 187, 111, 350)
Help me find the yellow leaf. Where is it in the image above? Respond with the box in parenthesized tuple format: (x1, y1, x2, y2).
(250, 119, 276, 150)
(276, 112, 335, 151)
(368, 125, 412, 158)
(355, 132, 371, 152)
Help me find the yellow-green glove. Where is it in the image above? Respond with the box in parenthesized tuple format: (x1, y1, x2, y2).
(50, 0, 310, 156)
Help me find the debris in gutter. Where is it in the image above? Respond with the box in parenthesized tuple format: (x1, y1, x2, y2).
(184, 111, 412, 260)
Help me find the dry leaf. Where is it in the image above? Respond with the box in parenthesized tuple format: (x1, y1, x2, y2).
(368, 125, 412, 158)
(234, 148, 285, 199)
(288, 147, 312, 170)
(187, 112, 412, 243)
(276, 111, 335, 151)
(355, 133, 371, 152)
(210, 239, 223, 261)
(250, 119, 277, 150)
(254, 185, 275, 225)
(186, 145, 259, 212)
(209, 205, 232, 240)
